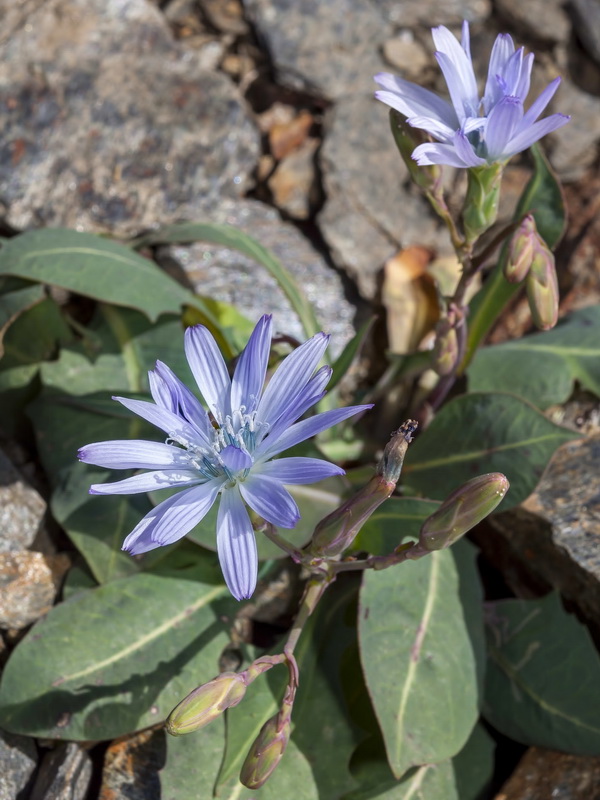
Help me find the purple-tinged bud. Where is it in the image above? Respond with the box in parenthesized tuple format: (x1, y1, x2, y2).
(526, 242, 559, 330)
(505, 214, 536, 283)
(419, 473, 509, 551)
(307, 421, 417, 557)
(240, 712, 291, 790)
(389, 110, 441, 191)
(165, 672, 247, 735)
(462, 163, 503, 244)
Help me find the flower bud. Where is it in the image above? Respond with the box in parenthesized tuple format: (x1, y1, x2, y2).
(165, 672, 247, 735)
(526, 242, 559, 330)
(462, 163, 503, 243)
(240, 712, 291, 790)
(307, 421, 417, 557)
(389, 110, 441, 191)
(505, 214, 536, 283)
(419, 473, 509, 551)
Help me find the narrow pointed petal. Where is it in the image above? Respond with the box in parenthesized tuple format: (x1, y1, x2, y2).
(460, 20, 471, 59)
(185, 325, 231, 423)
(484, 33, 515, 112)
(216, 488, 258, 601)
(220, 445, 253, 472)
(260, 365, 332, 444)
(123, 479, 222, 553)
(501, 48, 524, 97)
(521, 77, 561, 127)
(412, 141, 473, 168)
(257, 404, 372, 460)
(406, 114, 456, 141)
(484, 96, 523, 161)
(239, 475, 300, 528)
(231, 315, 272, 413)
(154, 360, 212, 440)
(148, 371, 177, 412)
(374, 74, 458, 127)
(432, 26, 478, 117)
(113, 396, 204, 447)
(254, 457, 345, 484)
(90, 469, 203, 495)
(515, 52, 534, 102)
(453, 131, 487, 166)
(257, 332, 329, 427)
(505, 113, 571, 157)
(78, 439, 190, 470)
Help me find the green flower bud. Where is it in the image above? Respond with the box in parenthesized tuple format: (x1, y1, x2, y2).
(389, 110, 441, 191)
(526, 241, 559, 330)
(419, 473, 509, 551)
(240, 712, 291, 790)
(166, 672, 247, 735)
(462, 163, 503, 244)
(505, 214, 536, 283)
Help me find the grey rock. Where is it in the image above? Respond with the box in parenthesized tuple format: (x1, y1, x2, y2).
(243, 0, 391, 99)
(486, 434, 600, 628)
(159, 198, 356, 354)
(0, 729, 37, 800)
(0, 0, 260, 235)
(548, 78, 600, 179)
(494, 0, 570, 43)
(30, 743, 91, 800)
(570, 0, 600, 65)
(382, 34, 433, 81)
(100, 730, 165, 800)
(0, 551, 70, 629)
(0, 448, 46, 553)
(372, 0, 491, 27)
(498, 746, 600, 799)
(319, 94, 444, 298)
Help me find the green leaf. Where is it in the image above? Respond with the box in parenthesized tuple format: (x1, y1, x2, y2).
(161, 716, 226, 800)
(0, 560, 235, 741)
(403, 393, 579, 509)
(468, 305, 600, 408)
(343, 761, 459, 800)
(483, 592, 600, 754)
(61, 562, 98, 601)
(463, 143, 566, 369)
(130, 221, 322, 343)
(0, 281, 45, 356)
(0, 228, 198, 322)
(358, 550, 479, 778)
(352, 497, 440, 555)
(452, 541, 486, 701)
(452, 723, 495, 800)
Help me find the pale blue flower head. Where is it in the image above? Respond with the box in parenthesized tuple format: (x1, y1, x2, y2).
(375, 21, 570, 167)
(79, 315, 371, 601)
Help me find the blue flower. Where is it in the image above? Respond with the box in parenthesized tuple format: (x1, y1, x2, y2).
(78, 315, 371, 600)
(375, 21, 570, 167)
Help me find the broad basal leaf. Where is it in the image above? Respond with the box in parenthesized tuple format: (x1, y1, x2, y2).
(484, 592, 600, 754)
(343, 760, 458, 800)
(404, 393, 579, 509)
(0, 559, 235, 741)
(359, 550, 478, 778)
(468, 305, 600, 408)
(452, 723, 495, 800)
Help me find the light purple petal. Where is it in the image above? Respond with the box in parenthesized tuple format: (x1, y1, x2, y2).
(154, 360, 212, 440)
(184, 325, 231, 423)
(432, 26, 478, 118)
(374, 74, 458, 128)
(500, 48, 524, 98)
(257, 404, 373, 460)
(260, 365, 331, 444)
(504, 113, 571, 157)
(78, 439, 190, 470)
(123, 479, 222, 553)
(521, 77, 561, 128)
(412, 141, 473, 168)
(231, 315, 272, 413)
(216, 488, 258, 601)
(148, 371, 176, 412)
(239, 475, 300, 529)
(113, 396, 205, 448)
(406, 114, 455, 142)
(90, 469, 203, 495)
(515, 52, 534, 103)
(484, 33, 515, 112)
(460, 20, 471, 59)
(256, 332, 329, 427)
(220, 445, 253, 473)
(453, 131, 487, 166)
(254, 457, 345, 485)
(484, 96, 523, 161)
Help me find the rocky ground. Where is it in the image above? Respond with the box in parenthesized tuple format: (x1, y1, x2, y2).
(1, 0, 600, 797)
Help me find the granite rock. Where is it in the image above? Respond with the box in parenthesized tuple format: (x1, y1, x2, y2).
(494, 0, 571, 43)
(99, 730, 165, 800)
(319, 94, 443, 298)
(372, 0, 491, 27)
(0, 551, 70, 629)
(382, 34, 432, 81)
(30, 743, 91, 800)
(548, 77, 600, 180)
(243, 0, 391, 99)
(0, 0, 260, 235)
(570, 0, 600, 65)
(0, 448, 46, 553)
(159, 198, 356, 353)
(0, 730, 37, 800)
(485, 434, 600, 629)
(495, 746, 600, 800)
